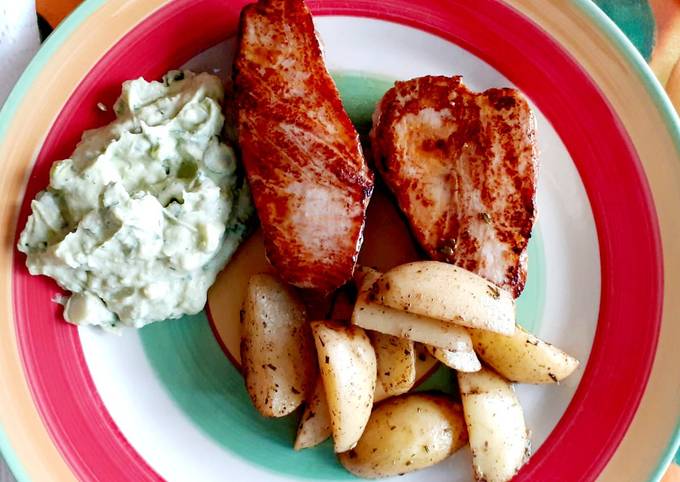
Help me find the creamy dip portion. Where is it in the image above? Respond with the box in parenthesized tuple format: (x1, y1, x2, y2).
(18, 70, 253, 329)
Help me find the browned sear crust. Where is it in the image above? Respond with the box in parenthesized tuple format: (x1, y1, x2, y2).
(234, 0, 374, 293)
(370, 76, 537, 298)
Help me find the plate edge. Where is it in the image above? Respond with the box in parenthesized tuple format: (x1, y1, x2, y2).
(570, 1, 680, 481)
(0, 1, 108, 480)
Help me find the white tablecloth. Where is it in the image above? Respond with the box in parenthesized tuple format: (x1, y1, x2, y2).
(0, 0, 41, 478)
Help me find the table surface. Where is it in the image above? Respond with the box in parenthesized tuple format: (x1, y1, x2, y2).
(0, 0, 678, 481)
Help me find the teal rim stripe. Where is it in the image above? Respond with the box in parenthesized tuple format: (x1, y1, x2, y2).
(572, 1, 680, 480)
(653, 418, 680, 482)
(0, 428, 29, 482)
(0, 0, 107, 479)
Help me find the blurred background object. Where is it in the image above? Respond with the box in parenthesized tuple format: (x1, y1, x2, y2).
(0, 1, 40, 108)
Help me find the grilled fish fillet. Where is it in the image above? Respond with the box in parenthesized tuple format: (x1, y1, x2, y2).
(370, 76, 537, 298)
(234, 0, 374, 293)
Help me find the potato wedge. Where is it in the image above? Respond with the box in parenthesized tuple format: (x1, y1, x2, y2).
(458, 367, 530, 482)
(373, 378, 390, 404)
(372, 261, 515, 335)
(369, 332, 416, 397)
(294, 377, 332, 450)
(353, 300, 474, 351)
(373, 344, 439, 404)
(338, 394, 468, 478)
(468, 324, 579, 383)
(414, 342, 440, 376)
(311, 320, 377, 452)
(240, 274, 316, 417)
(352, 268, 475, 351)
(426, 344, 481, 373)
(353, 265, 379, 291)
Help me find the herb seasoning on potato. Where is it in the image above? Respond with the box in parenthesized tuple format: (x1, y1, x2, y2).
(294, 377, 332, 450)
(468, 324, 579, 384)
(311, 320, 377, 453)
(338, 394, 468, 478)
(240, 274, 316, 417)
(458, 367, 530, 482)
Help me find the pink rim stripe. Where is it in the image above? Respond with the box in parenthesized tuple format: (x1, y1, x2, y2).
(11, 0, 662, 481)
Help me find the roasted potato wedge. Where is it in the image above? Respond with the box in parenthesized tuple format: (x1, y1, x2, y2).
(294, 377, 332, 450)
(469, 324, 579, 383)
(295, 333, 415, 450)
(458, 367, 530, 482)
(311, 320, 377, 452)
(353, 295, 473, 351)
(352, 268, 475, 351)
(240, 274, 316, 417)
(369, 332, 416, 397)
(373, 378, 389, 404)
(353, 265, 381, 290)
(372, 261, 515, 335)
(426, 344, 481, 373)
(338, 393, 468, 478)
(414, 342, 440, 376)
(373, 343, 439, 404)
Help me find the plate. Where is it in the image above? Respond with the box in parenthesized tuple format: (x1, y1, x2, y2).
(0, 1, 678, 481)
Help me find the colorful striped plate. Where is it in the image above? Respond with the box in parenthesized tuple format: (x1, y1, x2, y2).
(1, 1, 679, 481)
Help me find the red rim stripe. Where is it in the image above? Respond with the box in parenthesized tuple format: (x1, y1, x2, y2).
(12, 1, 250, 480)
(11, 0, 662, 481)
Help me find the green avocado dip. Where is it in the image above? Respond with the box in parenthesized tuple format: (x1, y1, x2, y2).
(17, 70, 253, 330)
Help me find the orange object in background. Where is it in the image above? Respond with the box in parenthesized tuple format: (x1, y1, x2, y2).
(663, 463, 680, 482)
(36, 0, 83, 27)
